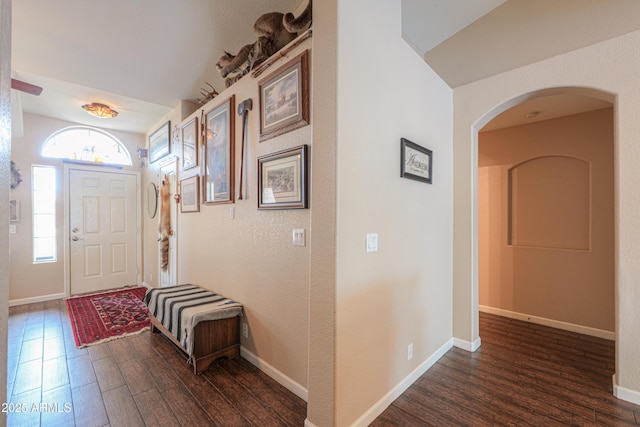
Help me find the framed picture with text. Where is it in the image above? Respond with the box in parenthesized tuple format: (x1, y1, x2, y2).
(400, 138, 432, 184)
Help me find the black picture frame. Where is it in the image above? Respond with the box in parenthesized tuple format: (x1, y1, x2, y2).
(258, 145, 308, 209)
(400, 138, 432, 184)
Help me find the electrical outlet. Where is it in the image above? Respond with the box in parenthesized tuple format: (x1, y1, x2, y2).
(408, 343, 413, 361)
(242, 323, 248, 338)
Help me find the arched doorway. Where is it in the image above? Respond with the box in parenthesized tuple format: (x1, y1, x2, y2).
(477, 93, 615, 339)
(450, 28, 640, 406)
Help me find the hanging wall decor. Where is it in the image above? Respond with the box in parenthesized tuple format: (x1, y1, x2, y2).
(180, 175, 200, 213)
(204, 95, 235, 204)
(182, 117, 199, 171)
(10, 161, 22, 190)
(400, 138, 433, 184)
(258, 145, 308, 209)
(149, 121, 171, 164)
(258, 50, 309, 142)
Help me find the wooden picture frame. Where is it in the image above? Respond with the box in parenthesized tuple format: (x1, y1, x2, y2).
(258, 145, 308, 209)
(259, 50, 309, 142)
(400, 138, 433, 184)
(182, 117, 198, 170)
(180, 175, 200, 213)
(204, 95, 235, 204)
(149, 121, 171, 163)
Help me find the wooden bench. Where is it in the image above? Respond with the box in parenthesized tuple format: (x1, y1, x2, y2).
(144, 284, 243, 374)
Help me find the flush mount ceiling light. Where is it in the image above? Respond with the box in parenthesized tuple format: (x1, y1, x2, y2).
(81, 102, 119, 118)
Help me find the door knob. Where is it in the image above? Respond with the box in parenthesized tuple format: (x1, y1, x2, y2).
(72, 227, 79, 233)
(72, 236, 83, 241)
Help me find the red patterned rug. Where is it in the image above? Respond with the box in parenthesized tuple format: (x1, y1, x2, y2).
(66, 286, 150, 348)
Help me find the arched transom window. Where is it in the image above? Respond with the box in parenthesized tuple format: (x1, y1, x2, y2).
(42, 126, 132, 166)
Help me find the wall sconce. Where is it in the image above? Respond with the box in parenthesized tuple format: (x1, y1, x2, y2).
(137, 146, 148, 168)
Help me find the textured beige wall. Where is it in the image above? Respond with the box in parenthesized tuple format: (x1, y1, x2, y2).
(142, 41, 313, 393)
(306, 0, 338, 424)
(9, 114, 144, 301)
(478, 109, 614, 332)
(335, 0, 454, 425)
(1, 0, 11, 423)
(453, 29, 640, 398)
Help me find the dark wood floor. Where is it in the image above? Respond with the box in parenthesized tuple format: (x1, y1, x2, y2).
(6, 299, 307, 427)
(373, 312, 640, 426)
(9, 301, 640, 427)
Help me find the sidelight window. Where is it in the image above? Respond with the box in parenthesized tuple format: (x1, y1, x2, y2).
(32, 165, 57, 263)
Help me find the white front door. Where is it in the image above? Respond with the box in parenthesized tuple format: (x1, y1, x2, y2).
(69, 169, 139, 295)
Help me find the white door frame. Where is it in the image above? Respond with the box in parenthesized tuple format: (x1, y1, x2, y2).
(63, 163, 142, 297)
(158, 160, 178, 287)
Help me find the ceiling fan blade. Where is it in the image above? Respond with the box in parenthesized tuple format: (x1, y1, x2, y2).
(11, 78, 43, 96)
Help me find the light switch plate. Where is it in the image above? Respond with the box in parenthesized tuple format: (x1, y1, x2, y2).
(293, 229, 305, 246)
(366, 233, 378, 252)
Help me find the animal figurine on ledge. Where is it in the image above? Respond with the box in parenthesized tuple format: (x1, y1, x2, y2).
(216, 0, 312, 87)
(197, 82, 219, 105)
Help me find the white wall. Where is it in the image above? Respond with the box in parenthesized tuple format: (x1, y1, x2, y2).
(334, 0, 454, 425)
(453, 29, 640, 404)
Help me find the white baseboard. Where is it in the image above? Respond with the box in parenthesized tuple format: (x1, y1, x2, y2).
(9, 293, 66, 307)
(453, 336, 482, 352)
(479, 305, 615, 341)
(304, 420, 318, 427)
(613, 376, 640, 406)
(240, 347, 308, 402)
(350, 338, 454, 427)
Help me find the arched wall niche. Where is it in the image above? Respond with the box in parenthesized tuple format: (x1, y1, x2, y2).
(508, 155, 591, 251)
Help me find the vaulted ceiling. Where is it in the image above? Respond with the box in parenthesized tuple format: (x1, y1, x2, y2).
(11, 0, 301, 134)
(401, 0, 640, 129)
(12, 1, 640, 137)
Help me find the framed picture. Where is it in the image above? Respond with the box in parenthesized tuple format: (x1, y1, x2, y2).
(400, 138, 433, 184)
(149, 121, 171, 163)
(182, 117, 198, 170)
(9, 199, 19, 222)
(204, 95, 235, 204)
(258, 50, 309, 142)
(258, 145, 308, 209)
(180, 175, 200, 213)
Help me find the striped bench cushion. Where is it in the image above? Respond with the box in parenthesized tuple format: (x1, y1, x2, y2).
(143, 284, 243, 357)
